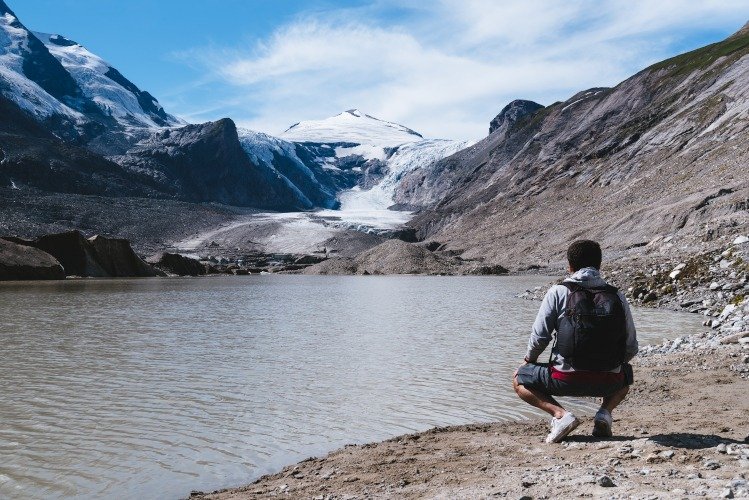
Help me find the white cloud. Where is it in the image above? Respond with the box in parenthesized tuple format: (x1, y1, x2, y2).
(175, 0, 749, 140)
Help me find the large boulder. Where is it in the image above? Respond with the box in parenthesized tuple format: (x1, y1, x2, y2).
(0, 238, 65, 280)
(87, 235, 157, 277)
(28, 230, 156, 277)
(33, 231, 108, 277)
(147, 252, 205, 276)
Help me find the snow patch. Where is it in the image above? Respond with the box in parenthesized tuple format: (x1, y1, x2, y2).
(280, 109, 422, 146)
(0, 15, 84, 121)
(334, 144, 387, 161)
(33, 31, 181, 129)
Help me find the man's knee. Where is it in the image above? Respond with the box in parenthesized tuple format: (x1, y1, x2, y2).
(512, 373, 522, 394)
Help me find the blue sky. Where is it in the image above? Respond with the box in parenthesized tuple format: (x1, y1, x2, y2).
(12, 0, 749, 139)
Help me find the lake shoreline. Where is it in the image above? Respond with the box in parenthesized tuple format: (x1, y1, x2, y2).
(190, 240, 749, 499)
(190, 320, 749, 499)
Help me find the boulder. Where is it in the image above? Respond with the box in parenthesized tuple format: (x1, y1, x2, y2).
(293, 255, 326, 265)
(147, 252, 206, 276)
(27, 230, 156, 277)
(87, 235, 158, 277)
(468, 264, 510, 275)
(0, 238, 65, 280)
(33, 230, 108, 277)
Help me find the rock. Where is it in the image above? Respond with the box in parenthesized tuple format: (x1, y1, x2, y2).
(489, 99, 544, 135)
(733, 235, 749, 245)
(32, 230, 109, 277)
(87, 235, 157, 277)
(720, 332, 749, 344)
(0, 238, 65, 280)
(720, 487, 734, 498)
(303, 240, 454, 275)
(21, 230, 156, 277)
(659, 450, 675, 459)
(293, 255, 326, 265)
(147, 252, 206, 276)
(598, 475, 616, 487)
(468, 264, 510, 275)
(703, 459, 721, 470)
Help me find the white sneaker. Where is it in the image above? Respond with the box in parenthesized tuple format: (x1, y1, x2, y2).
(545, 411, 580, 443)
(592, 409, 613, 437)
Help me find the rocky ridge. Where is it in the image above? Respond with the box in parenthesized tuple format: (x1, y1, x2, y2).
(397, 23, 749, 268)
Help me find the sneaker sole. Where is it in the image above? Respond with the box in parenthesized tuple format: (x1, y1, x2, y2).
(592, 418, 612, 438)
(546, 418, 580, 443)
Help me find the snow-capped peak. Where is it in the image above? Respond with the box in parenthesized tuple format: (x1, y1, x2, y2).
(280, 109, 423, 146)
(33, 31, 181, 128)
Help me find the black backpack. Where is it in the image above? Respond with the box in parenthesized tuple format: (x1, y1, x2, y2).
(555, 282, 627, 371)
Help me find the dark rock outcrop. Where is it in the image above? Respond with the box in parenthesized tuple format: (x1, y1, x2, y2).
(488, 99, 544, 134)
(113, 119, 314, 210)
(0, 238, 65, 280)
(33, 231, 108, 276)
(29, 230, 155, 277)
(87, 234, 157, 277)
(147, 252, 205, 276)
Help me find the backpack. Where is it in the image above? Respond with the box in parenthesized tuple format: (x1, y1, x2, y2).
(555, 282, 627, 371)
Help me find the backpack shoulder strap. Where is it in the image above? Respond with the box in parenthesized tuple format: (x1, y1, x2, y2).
(560, 281, 583, 292)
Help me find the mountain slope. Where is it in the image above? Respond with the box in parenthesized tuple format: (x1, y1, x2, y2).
(34, 32, 181, 129)
(112, 119, 314, 210)
(402, 22, 749, 266)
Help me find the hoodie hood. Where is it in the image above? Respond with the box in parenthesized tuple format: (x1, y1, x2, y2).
(564, 267, 607, 288)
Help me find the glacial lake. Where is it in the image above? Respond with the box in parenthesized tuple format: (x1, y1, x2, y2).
(0, 275, 705, 499)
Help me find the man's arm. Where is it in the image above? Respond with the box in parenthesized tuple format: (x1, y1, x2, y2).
(525, 286, 561, 362)
(618, 291, 639, 362)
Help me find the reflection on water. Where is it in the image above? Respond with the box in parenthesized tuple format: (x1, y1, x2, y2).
(0, 276, 704, 499)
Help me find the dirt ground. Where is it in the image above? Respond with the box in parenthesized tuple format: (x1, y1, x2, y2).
(192, 341, 749, 499)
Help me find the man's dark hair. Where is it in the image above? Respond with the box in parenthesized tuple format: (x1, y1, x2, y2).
(567, 240, 602, 271)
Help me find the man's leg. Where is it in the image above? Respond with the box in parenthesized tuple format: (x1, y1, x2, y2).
(600, 385, 629, 413)
(513, 373, 565, 418)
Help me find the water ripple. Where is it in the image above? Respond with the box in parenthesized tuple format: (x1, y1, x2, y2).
(0, 276, 703, 499)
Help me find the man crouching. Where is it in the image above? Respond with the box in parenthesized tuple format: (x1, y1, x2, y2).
(513, 240, 638, 443)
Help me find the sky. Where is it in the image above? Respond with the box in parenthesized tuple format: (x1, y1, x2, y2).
(11, 0, 749, 140)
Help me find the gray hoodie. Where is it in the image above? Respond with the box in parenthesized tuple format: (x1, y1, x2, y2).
(526, 267, 638, 372)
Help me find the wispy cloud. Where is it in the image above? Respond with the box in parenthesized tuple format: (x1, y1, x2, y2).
(173, 0, 749, 140)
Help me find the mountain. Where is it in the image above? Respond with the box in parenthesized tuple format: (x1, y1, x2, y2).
(0, 0, 94, 140)
(34, 32, 182, 130)
(400, 22, 749, 266)
(238, 110, 468, 213)
(281, 109, 423, 146)
(112, 119, 314, 210)
(0, 92, 158, 196)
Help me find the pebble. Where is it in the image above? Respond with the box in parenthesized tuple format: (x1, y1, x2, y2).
(720, 487, 734, 498)
(598, 475, 616, 487)
(659, 450, 675, 459)
(704, 459, 722, 470)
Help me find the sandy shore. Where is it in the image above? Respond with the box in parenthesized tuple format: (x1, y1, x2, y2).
(190, 334, 748, 499)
